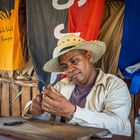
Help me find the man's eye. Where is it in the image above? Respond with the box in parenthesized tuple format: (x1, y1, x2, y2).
(71, 58, 79, 65)
(60, 65, 67, 70)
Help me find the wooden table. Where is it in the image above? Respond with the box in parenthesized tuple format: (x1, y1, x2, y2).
(0, 134, 134, 140)
(0, 117, 134, 140)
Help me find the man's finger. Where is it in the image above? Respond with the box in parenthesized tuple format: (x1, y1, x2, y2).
(42, 94, 58, 107)
(42, 103, 55, 113)
(30, 104, 42, 115)
(42, 88, 61, 101)
(36, 94, 42, 103)
(47, 85, 61, 96)
(32, 99, 42, 110)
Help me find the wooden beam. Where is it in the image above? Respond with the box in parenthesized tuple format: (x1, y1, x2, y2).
(0, 77, 38, 87)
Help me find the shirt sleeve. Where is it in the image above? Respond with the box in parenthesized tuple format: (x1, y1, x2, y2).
(68, 78, 131, 136)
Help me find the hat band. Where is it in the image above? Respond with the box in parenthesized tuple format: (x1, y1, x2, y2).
(60, 46, 75, 53)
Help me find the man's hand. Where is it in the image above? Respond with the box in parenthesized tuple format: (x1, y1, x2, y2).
(41, 85, 75, 118)
(30, 94, 44, 116)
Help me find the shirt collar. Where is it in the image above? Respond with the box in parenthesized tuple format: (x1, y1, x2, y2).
(94, 69, 107, 87)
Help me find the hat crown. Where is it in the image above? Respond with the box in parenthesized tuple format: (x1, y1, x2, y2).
(57, 34, 85, 49)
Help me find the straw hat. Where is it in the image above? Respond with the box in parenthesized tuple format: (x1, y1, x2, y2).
(43, 34, 106, 73)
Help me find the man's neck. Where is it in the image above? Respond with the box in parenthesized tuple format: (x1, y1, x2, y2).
(87, 68, 98, 86)
(78, 68, 99, 87)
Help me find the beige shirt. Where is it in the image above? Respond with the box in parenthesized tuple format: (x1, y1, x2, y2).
(22, 69, 131, 136)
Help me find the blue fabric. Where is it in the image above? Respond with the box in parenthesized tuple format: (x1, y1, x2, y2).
(130, 75, 140, 95)
(119, 0, 140, 94)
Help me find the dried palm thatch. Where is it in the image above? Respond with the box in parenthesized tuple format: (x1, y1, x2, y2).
(97, 0, 124, 75)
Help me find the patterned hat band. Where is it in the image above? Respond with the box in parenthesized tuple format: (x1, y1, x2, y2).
(59, 46, 75, 53)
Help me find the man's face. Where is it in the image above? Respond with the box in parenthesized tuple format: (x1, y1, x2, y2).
(59, 49, 94, 85)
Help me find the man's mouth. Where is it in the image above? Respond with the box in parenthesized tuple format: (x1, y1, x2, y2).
(71, 72, 80, 79)
(69, 70, 81, 79)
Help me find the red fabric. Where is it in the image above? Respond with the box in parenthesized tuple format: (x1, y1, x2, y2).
(68, 0, 105, 40)
(60, 74, 67, 79)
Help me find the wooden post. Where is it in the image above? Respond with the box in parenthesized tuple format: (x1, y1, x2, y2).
(32, 87, 39, 99)
(21, 86, 31, 112)
(11, 84, 21, 116)
(1, 83, 10, 116)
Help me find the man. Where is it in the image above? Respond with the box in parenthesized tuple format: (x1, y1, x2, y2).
(22, 34, 131, 136)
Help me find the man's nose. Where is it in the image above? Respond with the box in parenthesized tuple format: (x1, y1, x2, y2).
(67, 63, 75, 72)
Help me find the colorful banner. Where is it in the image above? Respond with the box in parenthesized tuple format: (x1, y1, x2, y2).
(0, 0, 24, 70)
(26, 0, 105, 84)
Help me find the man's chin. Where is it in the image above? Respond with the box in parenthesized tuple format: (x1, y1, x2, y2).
(72, 78, 84, 85)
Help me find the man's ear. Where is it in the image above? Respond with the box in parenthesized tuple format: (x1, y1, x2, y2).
(86, 51, 93, 62)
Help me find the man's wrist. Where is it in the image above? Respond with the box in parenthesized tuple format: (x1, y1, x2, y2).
(65, 105, 77, 122)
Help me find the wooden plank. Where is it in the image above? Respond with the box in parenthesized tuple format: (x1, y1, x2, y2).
(0, 117, 111, 140)
(136, 91, 140, 116)
(129, 94, 134, 137)
(32, 87, 39, 99)
(21, 86, 31, 112)
(11, 84, 20, 116)
(0, 77, 37, 87)
(1, 83, 10, 116)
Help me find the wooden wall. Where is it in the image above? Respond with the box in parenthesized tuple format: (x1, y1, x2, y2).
(0, 78, 38, 117)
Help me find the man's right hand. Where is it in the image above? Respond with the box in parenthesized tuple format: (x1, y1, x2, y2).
(30, 94, 44, 116)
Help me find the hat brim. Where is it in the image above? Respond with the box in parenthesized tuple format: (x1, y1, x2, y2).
(43, 40, 106, 73)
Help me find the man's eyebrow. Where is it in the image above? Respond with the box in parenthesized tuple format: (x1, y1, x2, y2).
(59, 63, 66, 66)
(69, 56, 76, 61)
(59, 56, 76, 65)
